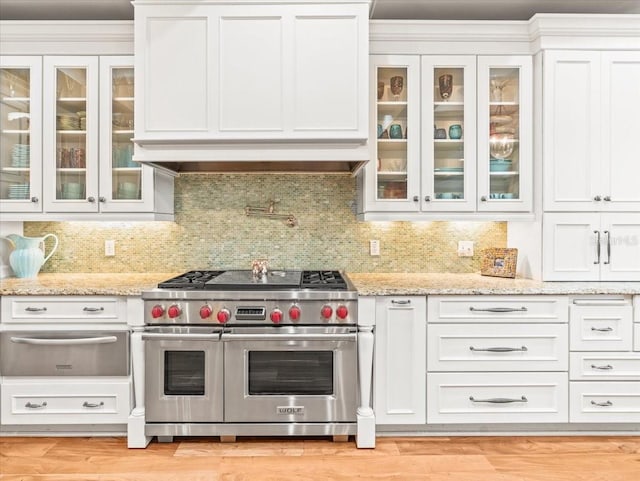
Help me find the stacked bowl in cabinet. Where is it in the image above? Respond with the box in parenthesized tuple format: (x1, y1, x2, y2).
(568, 297, 640, 423)
(426, 296, 569, 424)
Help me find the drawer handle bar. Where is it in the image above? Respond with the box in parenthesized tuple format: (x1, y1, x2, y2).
(83, 401, 105, 408)
(25, 307, 47, 312)
(469, 307, 528, 313)
(25, 401, 47, 409)
(470, 346, 528, 353)
(591, 400, 613, 407)
(83, 307, 105, 312)
(590, 327, 613, 332)
(10, 336, 118, 346)
(391, 300, 411, 305)
(469, 396, 528, 404)
(590, 364, 614, 370)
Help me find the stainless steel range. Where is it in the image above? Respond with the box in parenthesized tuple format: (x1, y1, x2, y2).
(141, 269, 358, 442)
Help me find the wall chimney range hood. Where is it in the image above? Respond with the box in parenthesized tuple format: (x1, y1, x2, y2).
(133, 0, 371, 175)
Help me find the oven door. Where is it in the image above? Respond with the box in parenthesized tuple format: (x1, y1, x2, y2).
(222, 326, 357, 423)
(143, 327, 223, 423)
(0, 330, 129, 376)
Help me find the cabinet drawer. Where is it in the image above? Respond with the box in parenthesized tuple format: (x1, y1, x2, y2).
(427, 324, 568, 372)
(1, 296, 126, 324)
(428, 296, 568, 324)
(427, 372, 568, 424)
(570, 352, 640, 380)
(1, 380, 130, 425)
(570, 304, 633, 351)
(570, 382, 640, 423)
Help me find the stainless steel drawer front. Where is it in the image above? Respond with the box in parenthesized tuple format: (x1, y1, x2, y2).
(0, 331, 129, 376)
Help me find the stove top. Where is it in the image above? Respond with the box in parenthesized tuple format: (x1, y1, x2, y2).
(156, 270, 349, 291)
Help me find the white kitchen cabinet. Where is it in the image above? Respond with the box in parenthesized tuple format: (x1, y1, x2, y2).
(570, 352, 640, 381)
(134, 1, 368, 145)
(543, 213, 640, 281)
(569, 382, 640, 423)
(360, 54, 532, 218)
(373, 296, 426, 425)
(0, 56, 42, 213)
(543, 50, 640, 212)
(569, 299, 633, 352)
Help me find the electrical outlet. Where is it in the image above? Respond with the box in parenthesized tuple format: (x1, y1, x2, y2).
(105, 240, 115, 257)
(369, 239, 380, 256)
(458, 240, 474, 257)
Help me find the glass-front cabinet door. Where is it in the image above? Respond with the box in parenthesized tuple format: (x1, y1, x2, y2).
(0, 56, 42, 213)
(43, 56, 99, 213)
(99, 56, 153, 212)
(477, 56, 532, 212)
(365, 55, 420, 212)
(421, 56, 476, 211)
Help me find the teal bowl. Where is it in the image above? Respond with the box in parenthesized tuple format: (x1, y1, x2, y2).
(490, 159, 512, 172)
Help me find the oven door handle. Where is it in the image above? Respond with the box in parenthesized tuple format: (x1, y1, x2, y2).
(141, 332, 221, 341)
(10, 336, 118, 346)
(221, 332, 357, 342)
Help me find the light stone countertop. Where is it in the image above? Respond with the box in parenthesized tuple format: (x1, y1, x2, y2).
(1, 272, 640, 297)
(348, 272, 640, 296)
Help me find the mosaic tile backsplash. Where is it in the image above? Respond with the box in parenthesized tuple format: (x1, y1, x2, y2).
(25, 174, 506, 273)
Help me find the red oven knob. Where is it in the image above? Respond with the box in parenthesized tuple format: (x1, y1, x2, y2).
(151, 305, 164, 319)
(199, 305, 213, 319)
(270, 309, 283, 324)
(321, 305, 333, 320)
(289, 305, 301, 321)
(217, 308, 230, 324)
(336, 305, 349, 320)
(167, 304, 182, 318)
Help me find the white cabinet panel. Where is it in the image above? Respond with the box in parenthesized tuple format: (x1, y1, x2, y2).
(374, 296, 426, 425)
(427, 295, 568, 324)
(293, 15, 361, 132)
(428, 323, 568, 372)
(144, 17, 209, 133)
(570, 381, 640, 423)
(570, 352, 640, 381)
(543, 213, 600, 281)
(600, 214, 640, 281)
(635, 324, 640, 352)
(219, 15, 283, 132)
(570, 304, 633, 351)
(427, 372, 568, 424)
(635, 296, 640, 323)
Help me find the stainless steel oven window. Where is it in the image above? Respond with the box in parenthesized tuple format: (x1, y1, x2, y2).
(164, 351, 206, 396)
(248, 351, 333, 395)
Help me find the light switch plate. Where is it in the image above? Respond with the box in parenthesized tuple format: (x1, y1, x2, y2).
(458, 240, 474, 257)
(105, 240, 115, 256)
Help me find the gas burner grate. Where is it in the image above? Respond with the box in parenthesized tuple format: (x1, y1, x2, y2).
(301, 270, 347, 289)
(158, 271, 225, 289)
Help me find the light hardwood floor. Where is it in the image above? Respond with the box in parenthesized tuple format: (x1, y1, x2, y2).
(1, 435, 639, 480)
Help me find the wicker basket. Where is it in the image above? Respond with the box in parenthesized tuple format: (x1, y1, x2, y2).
(480, 248, 518, 278)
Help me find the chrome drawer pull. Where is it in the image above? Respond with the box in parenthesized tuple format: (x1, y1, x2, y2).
(25, 401, 47, 409)
(82, 307, 105, 312)
(10, 336, 118, 346)
(469, 307, 528, 313)
(591, 364, 614, 370)
(470, 346, 528, 353)
(591, 327, 613, 332)
(391, 300, 411, 305)
(25, 306, 47, 312)
(591, 400, 613, 407)
(469, 396, 528, 404)
(83, 401, 105, 408)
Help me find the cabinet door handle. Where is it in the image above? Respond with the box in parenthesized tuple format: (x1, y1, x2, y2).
(603, 196, 611, 202)
(82, 401, 105, 408)
(480, 196, 487, 202)
(99, 196, 106, 203)
(470, 346, 528, 353)
(469, 307, 527, 313)
(424, 195, 431, 202)
(413, 195, 419, 202)
(31, 196, 39, 203)
(469, 396, 528, 404)
(591, 400, 613, 407)
(25, 306, 47, 312)
(25, 401, 47, 409)
(590, 364, 614, 370)
(594, 230, 601, 264)
(593, 195, 602, 201)
(82, 306, 105, 312)
(603, 230, 611, 265)
(591, 326, 613, 332)
(88, 196, 96, 203)
(391, 299, 411, 305)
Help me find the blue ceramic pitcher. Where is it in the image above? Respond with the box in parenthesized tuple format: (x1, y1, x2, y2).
(2, 234, 58, 278)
